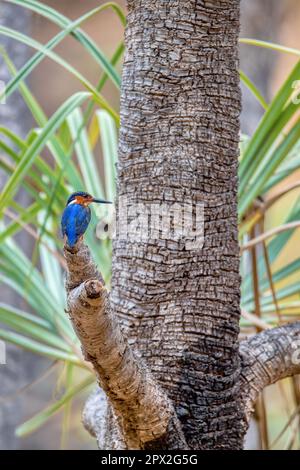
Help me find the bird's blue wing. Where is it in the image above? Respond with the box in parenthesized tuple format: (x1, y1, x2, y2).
(61, 204, 91, 247)
(75, 206, 91, 239)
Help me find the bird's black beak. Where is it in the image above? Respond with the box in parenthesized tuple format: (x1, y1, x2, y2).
(92, 198, 112, 204)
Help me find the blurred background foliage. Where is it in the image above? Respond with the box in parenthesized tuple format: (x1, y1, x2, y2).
(0, 0, 300, 450)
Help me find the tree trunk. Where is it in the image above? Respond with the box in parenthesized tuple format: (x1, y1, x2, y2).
(64, 0, 300, 450)
(113, 0, 242, 450)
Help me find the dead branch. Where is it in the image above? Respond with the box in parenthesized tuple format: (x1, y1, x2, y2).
(63, 240, 187, 450)
(239, 322, 300, 424)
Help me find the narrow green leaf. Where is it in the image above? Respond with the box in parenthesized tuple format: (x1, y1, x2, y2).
(0, 4, 122, 103)
(0, 27, 119, 122)
(67, 108, 104, 198)
(6, 0, 125, 88)
(15, 375, 94, 437)
(0, 304, 70, 352)
(0, 203, 40, 243)
(239, 101, 297, 203)
(46, 137, 83, 191)
(242, 257, 300, 305)
(38, 212, 65, 308)
(0, 92, 90, 213)
(1, 129, 68, 204)
(97, 110, 118, 200)
(0, 126, 26, 149)
(241, 196, 300, 296)
(240, 70, 268, 110)
(262, 145, 300, 193)
(240, 38, 300, 57)
(239, 117, 300, 216)
(0, 329, 81, 364)
(0, 303, 52, 330)
(0, 237, 70, 332)
(239, 59, 300, 191)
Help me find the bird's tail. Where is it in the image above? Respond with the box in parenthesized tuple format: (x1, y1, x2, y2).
(66, 231, 77, 248)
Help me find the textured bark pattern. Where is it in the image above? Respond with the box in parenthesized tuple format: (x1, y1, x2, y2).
(64, 242, 187, 449)
(111, 0, 243, 449)
(239, 322, 300, 425)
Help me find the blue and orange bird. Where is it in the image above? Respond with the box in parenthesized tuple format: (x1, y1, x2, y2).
(61, 191, 111, 248)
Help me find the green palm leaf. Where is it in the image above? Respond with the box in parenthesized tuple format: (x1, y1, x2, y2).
(0, 92, 90, 213)
(6, 0, 125, 87)
(0, 26, 118, 122)
(0, 4, 122, 103)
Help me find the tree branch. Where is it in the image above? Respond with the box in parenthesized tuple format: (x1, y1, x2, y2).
(239, 322, 300, 424)
(82, 387, 127, 450)
(63, 241, 187, 450)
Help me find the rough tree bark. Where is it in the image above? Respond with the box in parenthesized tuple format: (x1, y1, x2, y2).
(63, 0, 300, 449)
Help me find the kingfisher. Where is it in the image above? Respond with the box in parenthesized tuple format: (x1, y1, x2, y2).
(61, 191, 111, 248)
